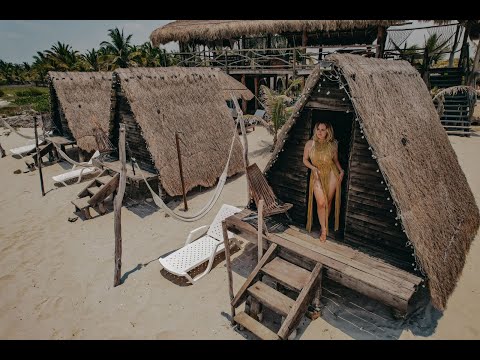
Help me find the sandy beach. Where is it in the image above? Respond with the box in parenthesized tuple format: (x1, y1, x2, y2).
(0, 125, 479, 340)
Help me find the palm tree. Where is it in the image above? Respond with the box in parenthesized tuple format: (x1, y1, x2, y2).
(423, 33, 452, 67)
(82, 49, 101, 71)
(260, 78, 303, 148)
(100, 28, 134, 68)
(45, 42, 79, 71)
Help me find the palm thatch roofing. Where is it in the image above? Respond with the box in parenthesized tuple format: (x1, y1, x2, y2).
(48, 71, 113, 152)
(150, 20, 400, 46)
(114, 67, 245, 197)
(214, 68, 254, 101)
(265, 54, 480, 310)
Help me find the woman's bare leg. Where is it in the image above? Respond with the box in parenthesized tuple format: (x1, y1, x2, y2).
(313, 180, 327, 242)
(327, 170, 338, 211)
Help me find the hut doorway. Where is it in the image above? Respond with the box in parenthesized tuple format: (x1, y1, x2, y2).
(308, 110, 354, 239)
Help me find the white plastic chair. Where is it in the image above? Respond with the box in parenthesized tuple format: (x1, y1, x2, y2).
(9, 139, 45, 157)
(52, 150, 100, 187)
(159, 204, 242, 284)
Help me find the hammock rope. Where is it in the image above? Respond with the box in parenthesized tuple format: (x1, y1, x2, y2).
(136, 115, 243, 222)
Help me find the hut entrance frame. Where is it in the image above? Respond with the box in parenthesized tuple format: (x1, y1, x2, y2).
(266, 65, 416, 272)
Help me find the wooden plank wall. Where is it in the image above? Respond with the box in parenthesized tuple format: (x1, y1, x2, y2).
(267, 110, 312, 224)
(115, 85, 156, 175)
(344, 120, 415, 271)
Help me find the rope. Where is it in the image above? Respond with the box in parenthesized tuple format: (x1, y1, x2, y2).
(135, 116, 243, 222)
(1, 118, 42, 140)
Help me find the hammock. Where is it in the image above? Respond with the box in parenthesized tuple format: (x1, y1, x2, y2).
(136, 115, 244, 222)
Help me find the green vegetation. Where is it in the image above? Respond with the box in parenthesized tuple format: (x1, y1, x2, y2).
(0, 86, 50, 116)
(0, 27, 177, 89)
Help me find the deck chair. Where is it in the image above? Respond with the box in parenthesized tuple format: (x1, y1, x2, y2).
(246, 163, 293, 218)
(159, 204, 242, 284)
(9, 139, 45, 157)
(252, 109, 266, 125)
(52, 150, 100, 187)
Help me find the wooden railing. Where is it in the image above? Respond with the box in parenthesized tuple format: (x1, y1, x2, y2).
(172, 45, 374, 73)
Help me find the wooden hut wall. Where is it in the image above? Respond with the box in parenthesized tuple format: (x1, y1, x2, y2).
(114, 83, 156, 175)
(344, 119, 415, 271)
(49, 85, 73, 138)
(267, 110, 312, 224)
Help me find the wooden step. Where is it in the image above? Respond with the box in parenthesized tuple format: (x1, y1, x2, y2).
(247, 281, 295, 317)
(71, 196, 91, 211)
(87, 186, 102, 196)
(261, 257, 311, 292)
(234, 312, 279, 340)
(97, 175, 114, 185)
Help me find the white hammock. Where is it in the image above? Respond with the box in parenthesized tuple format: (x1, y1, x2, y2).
(136, 115, 243, 222)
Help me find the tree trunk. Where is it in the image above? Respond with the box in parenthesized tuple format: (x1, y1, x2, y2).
(0, 142, 5, 158)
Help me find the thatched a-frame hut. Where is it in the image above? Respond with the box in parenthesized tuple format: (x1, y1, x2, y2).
(48, 71, 113, 153)
(111, 67, 247, 197)
(150, 20, 399, 46)
(264, 54, 480, 310)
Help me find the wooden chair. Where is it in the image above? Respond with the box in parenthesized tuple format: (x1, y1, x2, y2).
(246, 163, 293, 219)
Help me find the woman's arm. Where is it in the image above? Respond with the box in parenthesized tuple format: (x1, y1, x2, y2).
(333, 142, 344, 181)
(303, 140, 317, 172)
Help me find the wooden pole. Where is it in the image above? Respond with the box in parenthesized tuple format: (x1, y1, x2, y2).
(241, 74, 248, 114)
(449, 24, 461, 67)
(468, 39, 480, 86)
(254, 76, 259, 111)
(239, 114, 249, 167)
(0, 142, 5, 158)
(114, 124, 127, 287)
(375, 26, 386, 58)
(222, 220, 235, 324)
(34, 116, 45, 196)
(257, 199, 264, 263)
(175, 131, 188, 211)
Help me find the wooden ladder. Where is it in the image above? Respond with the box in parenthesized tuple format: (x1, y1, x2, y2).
(71, 171, 119, 219)
(231, 243, 323, 340)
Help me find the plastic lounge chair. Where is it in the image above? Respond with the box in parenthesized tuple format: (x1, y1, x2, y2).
(159, 204, 242, 284)
(52, 150, 100, 187)
(252, 109, 266, 125)
(9, 139, 45, 157)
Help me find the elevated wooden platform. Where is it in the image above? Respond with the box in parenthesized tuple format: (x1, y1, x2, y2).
(225, 209, 422, 316)
(101, 160, 157, 181)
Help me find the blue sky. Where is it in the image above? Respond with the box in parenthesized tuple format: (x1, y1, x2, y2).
(0, 20, 176, 63)
(0, 20, 474, 64)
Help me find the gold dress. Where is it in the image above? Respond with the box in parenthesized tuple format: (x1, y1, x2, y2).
(306, 139, 341, 234)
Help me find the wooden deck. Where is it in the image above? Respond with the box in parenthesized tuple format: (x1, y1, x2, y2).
(224, 209, 422, 316)
(102, 160, 157, 181)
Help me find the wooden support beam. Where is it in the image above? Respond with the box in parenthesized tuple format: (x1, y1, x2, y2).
(0, 142, 6, 158)
(223, 220, 236, 325)
(254, 76, 259, 111)
(375, 26, 387, 58)
(258, 199, 264, 263)
(241, 74, 247, 114)
(113, 124, 126, 287)
(34, 116, 45, 197)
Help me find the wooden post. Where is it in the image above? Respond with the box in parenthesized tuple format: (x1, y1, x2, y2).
(449, 24, 462, 67)
(257, 199, 264, 263)
(239, 114, 249, 167)
(113, 124, 127, 287)
(292, 47, 297, 79)
(254, 76, 259, 111)
(222, 220, 236, 324)
(468, 38, 480, 86)
(34, 116, 45, 197)
(175, 131, 188, 211)
(302, 30, 308, 66)
(0, 142, 5, 158)
(375, 26, 386, 58)
(459, 22, 472, 70)
(241, 74, 247, 114)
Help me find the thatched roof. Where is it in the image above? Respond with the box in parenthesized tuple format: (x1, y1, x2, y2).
(114, 67, 245, 197)
(214, 69, 254, 101)
(150, 20, 400, 46)
(48, 71, 113, 152)
(265, 54, 480, 310)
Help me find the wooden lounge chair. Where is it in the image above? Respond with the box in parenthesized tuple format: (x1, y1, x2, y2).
(158, 204, 242, 284)
(246, 163, 293, 218)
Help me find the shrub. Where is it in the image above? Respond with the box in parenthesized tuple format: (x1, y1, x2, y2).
(15, 88, 44, 97)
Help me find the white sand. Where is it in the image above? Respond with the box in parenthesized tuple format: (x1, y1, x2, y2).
(0, 126, 479, 339)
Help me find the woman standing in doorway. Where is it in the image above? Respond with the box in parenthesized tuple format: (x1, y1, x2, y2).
(303, 122, 344, 242)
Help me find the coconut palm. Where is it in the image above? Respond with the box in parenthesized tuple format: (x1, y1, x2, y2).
(45, 42, 80, 71)
(100, 28, 135, 69)
(260, 77, 303, 148)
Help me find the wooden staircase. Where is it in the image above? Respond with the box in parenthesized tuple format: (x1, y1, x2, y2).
(71, 171, 119, 219)
(231, 243, 323, 340)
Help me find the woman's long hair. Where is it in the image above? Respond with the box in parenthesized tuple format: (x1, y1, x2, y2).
(313, 121, 334, 143)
